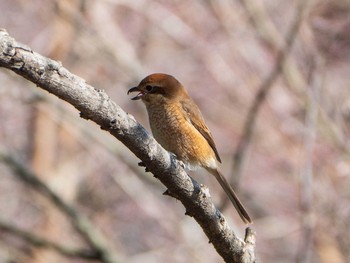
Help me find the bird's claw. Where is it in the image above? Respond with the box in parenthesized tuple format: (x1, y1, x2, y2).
(138, 161, 150, 172)
(178, 160, 186, 169)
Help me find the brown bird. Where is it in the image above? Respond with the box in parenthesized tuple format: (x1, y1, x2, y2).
(128, 73, 252, 224)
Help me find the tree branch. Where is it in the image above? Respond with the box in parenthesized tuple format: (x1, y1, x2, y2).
(0, 29, 256, 262)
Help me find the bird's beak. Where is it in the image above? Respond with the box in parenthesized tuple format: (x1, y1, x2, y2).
(127, 86, 144, 100)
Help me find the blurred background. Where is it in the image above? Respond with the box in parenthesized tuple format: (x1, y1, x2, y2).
(1, 0, 350, 262)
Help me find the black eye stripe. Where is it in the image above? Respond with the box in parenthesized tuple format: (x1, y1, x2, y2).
(145, 85, 162, 93)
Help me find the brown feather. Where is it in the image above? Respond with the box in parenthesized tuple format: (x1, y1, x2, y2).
(181, 98, 222, 163)
(210, 168, 252, 224)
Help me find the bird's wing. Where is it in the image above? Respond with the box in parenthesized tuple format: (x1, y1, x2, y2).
(181, 98, 222, 163)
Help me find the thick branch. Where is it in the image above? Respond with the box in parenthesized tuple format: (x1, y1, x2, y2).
(0, 29, 256, 262)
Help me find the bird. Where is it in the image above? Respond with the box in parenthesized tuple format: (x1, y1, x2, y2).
(128, 73, 252, 224)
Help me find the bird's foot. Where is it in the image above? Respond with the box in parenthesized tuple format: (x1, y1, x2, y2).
(138, 161, 150, 172)
(177, 160, 186, 169)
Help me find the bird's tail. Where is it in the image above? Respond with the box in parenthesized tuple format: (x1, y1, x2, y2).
(210, 168, 252, 224)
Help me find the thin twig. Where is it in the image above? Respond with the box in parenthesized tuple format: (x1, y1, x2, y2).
(296, 55, 322, 263)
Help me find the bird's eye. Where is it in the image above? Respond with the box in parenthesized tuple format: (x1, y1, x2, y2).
(145, 85, 154, 92)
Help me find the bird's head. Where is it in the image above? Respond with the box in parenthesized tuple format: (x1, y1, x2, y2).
(128, 73, 188, 103)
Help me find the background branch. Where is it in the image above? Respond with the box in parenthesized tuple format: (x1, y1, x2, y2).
(239, 0, 307, 94)
(226, 0, 312, 203)
(0, 217, 99, 260)
(0, 149, 120, 263)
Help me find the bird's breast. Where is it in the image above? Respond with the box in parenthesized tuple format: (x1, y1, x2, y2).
(145, 101, 216, 169)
